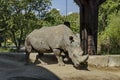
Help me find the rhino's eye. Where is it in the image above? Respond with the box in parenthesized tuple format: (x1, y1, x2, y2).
(73, 54, 76, 57)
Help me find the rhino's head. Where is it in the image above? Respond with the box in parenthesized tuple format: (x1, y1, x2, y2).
(67, 35, 89, 68)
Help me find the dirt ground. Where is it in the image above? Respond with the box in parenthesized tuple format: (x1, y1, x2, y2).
(0, 52, 120, 80)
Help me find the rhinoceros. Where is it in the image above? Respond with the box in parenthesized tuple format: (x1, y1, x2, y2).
(25, 24, 89, 68)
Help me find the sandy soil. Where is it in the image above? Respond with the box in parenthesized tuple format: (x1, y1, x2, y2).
(0, 52, 120, 80)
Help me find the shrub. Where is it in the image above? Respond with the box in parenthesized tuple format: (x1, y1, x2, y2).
(98, 13, 120, 54)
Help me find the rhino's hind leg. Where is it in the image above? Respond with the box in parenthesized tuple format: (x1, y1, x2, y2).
(35, 53, 44, 61)
(25, 50, 31, 65)
(25, 38, 32, 65)
(53, 49, 65, 66)
(34, 53, 47, 65)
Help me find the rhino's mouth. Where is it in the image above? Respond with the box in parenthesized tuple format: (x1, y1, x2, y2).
(74, 62, 88, 70)
(73, 54, 89, 69)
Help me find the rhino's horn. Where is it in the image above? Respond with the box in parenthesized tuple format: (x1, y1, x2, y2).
(79, 54, 89, 63)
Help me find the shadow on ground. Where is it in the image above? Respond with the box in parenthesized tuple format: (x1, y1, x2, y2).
(0, 52, 120, 80)
(0, 53, 60, 80)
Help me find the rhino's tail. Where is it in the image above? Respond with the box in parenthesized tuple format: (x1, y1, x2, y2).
(25, 37, 32, 53)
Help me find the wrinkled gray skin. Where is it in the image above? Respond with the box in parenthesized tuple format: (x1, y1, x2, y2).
(25, 24, 89, 68)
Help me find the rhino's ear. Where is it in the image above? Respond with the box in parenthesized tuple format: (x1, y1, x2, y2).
(69, 36, 74, 43)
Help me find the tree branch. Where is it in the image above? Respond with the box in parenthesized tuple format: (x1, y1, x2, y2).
(97, 0, 106, 6)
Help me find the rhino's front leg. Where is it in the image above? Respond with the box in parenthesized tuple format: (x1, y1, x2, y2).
(53, 49, 65, 66)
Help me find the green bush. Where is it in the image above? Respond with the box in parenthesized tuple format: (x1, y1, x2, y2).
(98, 13, 120, 54)
(0, 47, 11, 52)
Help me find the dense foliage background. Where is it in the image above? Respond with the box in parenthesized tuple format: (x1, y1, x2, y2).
(0, 0, 120, 54)
(98, 0, 120, 54)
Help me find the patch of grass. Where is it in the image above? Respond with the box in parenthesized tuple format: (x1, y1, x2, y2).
(0, 47, 11, 53)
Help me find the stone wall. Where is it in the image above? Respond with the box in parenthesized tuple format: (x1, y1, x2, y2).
(88, 55, 120, 67)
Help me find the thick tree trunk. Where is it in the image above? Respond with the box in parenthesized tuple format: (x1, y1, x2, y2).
(74, 0, 106, 55)
(0, 43, 1, 47)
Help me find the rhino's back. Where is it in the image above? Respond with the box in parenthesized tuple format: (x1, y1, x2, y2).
(27, 25, 74, 51)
